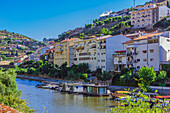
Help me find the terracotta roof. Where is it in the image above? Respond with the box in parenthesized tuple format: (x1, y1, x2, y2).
(134, 32, 163, 41)
(131, 7, 158, 14)
(97, 35, 113, 40)
(0, 103, 18, 113)
(61, 38, 79, 42)
(17, 60, 23, 63)
(123, 40, 134, 44)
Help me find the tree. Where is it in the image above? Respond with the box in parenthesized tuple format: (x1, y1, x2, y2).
(167, 1, 170, 8)
(0, 55, 7, 61)
(97, 71, 111, 84)
(15, 51, 18, 56)
(80, 33, 85, 39)
(137, 66, 157, 92)
(100, 28, 109, 35)
(156, 70, 168, 92)
(93, 19, 98, 23)
(0, 68, 21, 96)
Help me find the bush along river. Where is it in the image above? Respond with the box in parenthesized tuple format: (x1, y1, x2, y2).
(16, 78, 118, 113)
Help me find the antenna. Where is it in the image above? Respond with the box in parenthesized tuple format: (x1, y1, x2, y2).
(133, 0, 136, 7)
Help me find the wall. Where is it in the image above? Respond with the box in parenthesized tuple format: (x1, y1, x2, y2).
(106, 35, 131, 71)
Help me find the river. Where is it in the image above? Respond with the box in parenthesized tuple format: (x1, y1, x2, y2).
(16, 78, 117, 113)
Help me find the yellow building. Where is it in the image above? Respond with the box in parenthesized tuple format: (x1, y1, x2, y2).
(54, 38, 81, 67)
(74, 38, 97, 71)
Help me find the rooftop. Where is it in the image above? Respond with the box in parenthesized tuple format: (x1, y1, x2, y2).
(134, 32, 163, 41)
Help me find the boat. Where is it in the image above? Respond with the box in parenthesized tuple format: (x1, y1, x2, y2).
(68, 84, 84, 94)
(83, 84, 110, 96)
(112, 91, 130, 99)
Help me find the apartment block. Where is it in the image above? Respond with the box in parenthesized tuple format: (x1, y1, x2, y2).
(74, 35, 130, 71)
(113, 31, 170, 72)
(54, 38, 81, 67)
(131, 4, 170, 28)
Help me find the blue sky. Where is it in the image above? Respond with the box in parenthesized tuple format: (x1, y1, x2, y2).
(0, 0, 149, 41)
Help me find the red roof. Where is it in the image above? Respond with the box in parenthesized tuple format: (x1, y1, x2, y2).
(115, 50, 126, 53)
(61, 38, 79, 42)
(154, 95, 170, 99)
(17, 60, 23, 63)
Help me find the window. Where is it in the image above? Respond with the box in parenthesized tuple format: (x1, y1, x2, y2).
(98, 60, 100, 62)
(137, 66, 140, 69)
(101, 66, 105, 68)
(143, 59, 147, 62)
(150, 49, 154, 53)
(142, 50, 147, 53)
(137, 59, 140, 62)
(101, 60, 105, 62)
(150, 58, 154, 61)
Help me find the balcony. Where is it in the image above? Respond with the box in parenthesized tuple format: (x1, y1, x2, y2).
(133, 60, 138, 63)
(127, 52, 132, 56)
(133, 52, 138, 55)
(118, 61, 122, 63)
(127, 61, 133, 64)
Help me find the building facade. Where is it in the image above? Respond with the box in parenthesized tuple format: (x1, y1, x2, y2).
(131, 4, 170, 28)
(54, 38, 81, 67)
(74, 35, 131, 71)
(113, 31, 170, 72)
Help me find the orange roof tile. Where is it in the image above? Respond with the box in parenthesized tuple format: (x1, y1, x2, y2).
(131, 7, 158, 14)
(17, 60, 23, 63)
(97, 35, 113, 40)
(61, 38, 79, 42)
(123, 40, 134, 44)
(134, 32, 163, 41)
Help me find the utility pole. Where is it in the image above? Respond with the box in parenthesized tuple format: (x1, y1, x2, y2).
(133, 0, 136, 8)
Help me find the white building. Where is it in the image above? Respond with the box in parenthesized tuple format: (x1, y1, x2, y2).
(113, 31, 170, 72)
(74, 35, 131, 71)
(131, 4, 170, 28)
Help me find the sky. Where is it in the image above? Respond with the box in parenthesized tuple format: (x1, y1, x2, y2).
(0, 0, 149, 41)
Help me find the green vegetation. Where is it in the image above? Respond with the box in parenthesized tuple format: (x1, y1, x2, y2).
(137, 66, 157, 92)
(112, 66, 169, 92)
(0, 68, 34, 112)
(153, 18, 170, 30)
(15, 60, 91, 81)
(110, 90, 170, 113)
(85, 24, 93, 29)
(96, 68, 111, 84)
(0, 55, 7, 61)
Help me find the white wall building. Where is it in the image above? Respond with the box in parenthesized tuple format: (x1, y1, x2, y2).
(74, 35, 131, 71)
(131, 5, 170, 28)
(113, 31, 170, 72)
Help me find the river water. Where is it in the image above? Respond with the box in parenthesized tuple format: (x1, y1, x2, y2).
(16, 78, 117, 113)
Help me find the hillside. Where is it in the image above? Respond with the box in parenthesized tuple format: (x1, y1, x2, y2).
(0, 30, 45, 63)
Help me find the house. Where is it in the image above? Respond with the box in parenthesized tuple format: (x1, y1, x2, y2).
(131, 4, 170, 28)
(74, 35, 131, 71)
(11, 44, 17, 48)
(83, 84, 109, 96)
(0, 46, 6, 50)
(113, 31, 170, 72)
(14, 60, 23, 66)
(54, 38, 81, 67)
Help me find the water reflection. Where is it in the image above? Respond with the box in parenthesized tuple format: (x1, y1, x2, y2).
(16, 78, 116, 113)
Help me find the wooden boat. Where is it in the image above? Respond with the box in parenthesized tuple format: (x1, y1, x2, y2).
(112, 91, 130, 99)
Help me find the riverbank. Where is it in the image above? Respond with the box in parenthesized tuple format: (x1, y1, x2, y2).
(16, 78, 114, 113)
(17, 75, 86, 84)
(17, 75, 170, 95)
